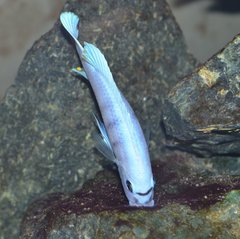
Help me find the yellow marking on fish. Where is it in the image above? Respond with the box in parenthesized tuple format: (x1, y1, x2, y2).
(76, 66, 82, 71)
(198, 67, 220, 88)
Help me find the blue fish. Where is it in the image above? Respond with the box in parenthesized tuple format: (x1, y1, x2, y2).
(60, 12, 154, 207)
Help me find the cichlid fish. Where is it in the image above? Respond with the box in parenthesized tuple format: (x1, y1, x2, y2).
(60, 12, 154, 207)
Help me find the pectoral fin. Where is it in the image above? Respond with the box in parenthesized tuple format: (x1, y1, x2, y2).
(92, 113, 117, 164)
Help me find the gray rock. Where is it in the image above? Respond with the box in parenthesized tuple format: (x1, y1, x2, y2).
(162, 34, 240, 157)
(0, 0, 197, 238)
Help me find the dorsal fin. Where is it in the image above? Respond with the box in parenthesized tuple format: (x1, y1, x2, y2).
(82, 42, 113, 81)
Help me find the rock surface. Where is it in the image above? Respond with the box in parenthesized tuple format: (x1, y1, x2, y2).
(20, 157, 240, 239)
(163, 34, 240, 157)
(0, 0, 197, 238)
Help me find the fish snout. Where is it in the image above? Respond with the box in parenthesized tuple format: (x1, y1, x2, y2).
(129, 195, 154, 207)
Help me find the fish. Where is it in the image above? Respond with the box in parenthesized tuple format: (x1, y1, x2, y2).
(60, 12, 154, 207)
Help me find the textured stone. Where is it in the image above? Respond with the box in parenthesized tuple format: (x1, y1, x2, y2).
(162, 34, 240, 157)
(0, 0, 197, 238)
(20, 158, 240, 239)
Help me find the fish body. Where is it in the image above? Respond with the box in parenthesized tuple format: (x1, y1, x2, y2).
(60, 12, 154, 207)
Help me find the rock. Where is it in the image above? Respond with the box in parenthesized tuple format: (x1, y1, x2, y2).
(0, 0, 197, 238)
(162, 34, 240, 157)
(19, 157, 240, 239)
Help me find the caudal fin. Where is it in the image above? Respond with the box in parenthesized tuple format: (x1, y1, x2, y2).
(60, 12, 113, 81)
(60, 12, 83, 54)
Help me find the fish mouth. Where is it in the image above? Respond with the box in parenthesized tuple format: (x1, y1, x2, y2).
(130, 198, 154, 207)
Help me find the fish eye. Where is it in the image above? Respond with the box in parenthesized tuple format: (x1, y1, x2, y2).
(126, 180, 133, 192)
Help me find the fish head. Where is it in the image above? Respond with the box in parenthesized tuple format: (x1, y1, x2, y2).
(119, 166, 155, 207)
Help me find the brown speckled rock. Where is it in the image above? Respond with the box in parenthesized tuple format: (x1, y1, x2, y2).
(0, 0, 197, 238)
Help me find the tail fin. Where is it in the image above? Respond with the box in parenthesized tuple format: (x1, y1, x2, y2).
(60, 12, 83, 54)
